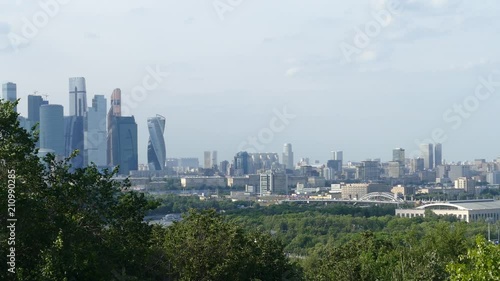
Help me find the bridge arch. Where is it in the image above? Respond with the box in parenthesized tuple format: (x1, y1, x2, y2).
(359, 192, 403, 202)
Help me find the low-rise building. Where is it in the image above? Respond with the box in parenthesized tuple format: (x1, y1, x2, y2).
(396, 200, 500, 222)
(340, 183, 391, 200)
(180, 176, 226, 188)
(227, 175, 260, 188)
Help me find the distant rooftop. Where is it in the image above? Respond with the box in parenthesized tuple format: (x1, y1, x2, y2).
(417, 199, 500, 211)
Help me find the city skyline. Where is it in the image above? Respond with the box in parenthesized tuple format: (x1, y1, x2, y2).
(10, 86, 500, 167)
(8, 86, 498, 168)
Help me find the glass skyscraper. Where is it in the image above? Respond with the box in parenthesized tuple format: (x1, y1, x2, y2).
(2, 82, 17, 112)
(420, 143, 434, 170)
(108, 116, 138, 175)
(434, 143, 443, 167)
(28, 95, 48, 125)
(107, 89, 138, 175)
(64, 116, 85, 168)
(40, 104, 65, 157)
(147, 114, 166, 171)
(85, 95, 107, 167)
(69, 77, 87, 117)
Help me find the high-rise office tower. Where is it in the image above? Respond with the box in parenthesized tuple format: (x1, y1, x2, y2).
(108, 116, 138, 175)
(2, 82, 17, 112)
(64, 116, 85, 168)
(333, 151, 343, 161)
(85, 95, 107, 167)
(27, 95, 48, 125)
(69, 77, 87, 117)
(333, 150, 343, 174)
(147, 114, 166, 171)
(393, 148, 405, 163)
(410, 158, 425, 173)
(107, 89, 121, 165)
(27, 95, 48, 148)
(420, 143, 434, 170)
(109, 88, 121, 117)
(220, 160, 229, 175)
(234, 151, 250, 175)
(204, 151, 212, 169)
(211, 151, 218, 170)
(434, 143, 442, 167)
(107, 89, 138, 175)
(40, 104, 65, 156)
(283, 143, 294, 170)
(356, 160, 380, 181)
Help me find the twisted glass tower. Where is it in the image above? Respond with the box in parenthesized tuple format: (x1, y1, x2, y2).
(147, 115, 166, 171)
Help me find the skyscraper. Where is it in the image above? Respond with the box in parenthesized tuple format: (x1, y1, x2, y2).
(283, 143, 294, 170)
(356, 160, 380, 181)
(392, 148, 405, 163)
(109, 88, 121, 117)
(2, 82, 17, 112)
(204, 151, 212, 169)
(410, 158, 425, 173)
(234, 151, 250, 175)
(27, 94, 48, 125)
(107, 89, 138, 175)
(420, 143, 434, 170)
(64, 116, 85, 168)
(40, 104, 65, 156)
(211, 151, 218, 170)
(333, 151, 343, 161)
(434, 143, 442, 167)
(147, 114, 166, 171)
(85, 95, 107, 167)
(108, 116, 138, 175)
(333, 150, 343, 175)
(69, 77, 87, 117)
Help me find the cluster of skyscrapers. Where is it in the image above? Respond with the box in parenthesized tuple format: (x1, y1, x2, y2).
(2, 81, 493, 193)
(2, 79, 167, 175)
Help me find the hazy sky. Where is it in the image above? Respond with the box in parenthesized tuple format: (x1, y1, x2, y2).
(2, 0, 500, 165)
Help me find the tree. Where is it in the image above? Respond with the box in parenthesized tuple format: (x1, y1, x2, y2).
(0, 100, 159, 280)
(159, 209, 302, 281)
(447, 236, 500, 281)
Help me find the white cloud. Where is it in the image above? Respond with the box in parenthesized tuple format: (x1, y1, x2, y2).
(356, 50, 378, 62)
(285, 67, 301, 77)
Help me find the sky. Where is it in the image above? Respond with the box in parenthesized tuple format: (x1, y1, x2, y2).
(2, 0, 500, 165)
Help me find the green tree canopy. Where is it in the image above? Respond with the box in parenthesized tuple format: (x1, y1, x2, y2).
(447, 236, 500, 281)
(157, 209, 302, 281)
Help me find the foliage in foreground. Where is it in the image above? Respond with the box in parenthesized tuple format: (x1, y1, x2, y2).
(447, 236, 500, 281)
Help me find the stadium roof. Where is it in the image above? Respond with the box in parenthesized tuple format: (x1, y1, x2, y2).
(416, 200, 500, 211)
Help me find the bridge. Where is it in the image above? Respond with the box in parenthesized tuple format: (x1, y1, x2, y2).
(280, 192, 405, 205)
